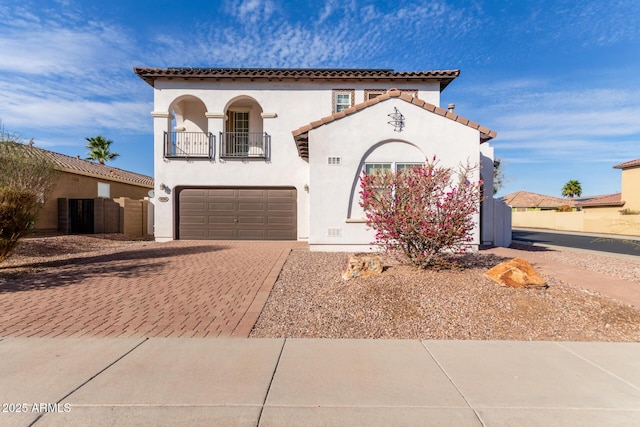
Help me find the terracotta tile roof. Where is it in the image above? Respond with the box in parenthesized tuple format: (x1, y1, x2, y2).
(133, 67, 460, 91)
(25, 146, 153, 188)
(578, 193, 625, 207)
(613, 158, 640, 169)
(501, 191, 577, 208)
(291, 90, 496, 160)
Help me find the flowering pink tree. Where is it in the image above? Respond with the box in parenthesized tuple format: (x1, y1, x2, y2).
(359, 159, 481, 268)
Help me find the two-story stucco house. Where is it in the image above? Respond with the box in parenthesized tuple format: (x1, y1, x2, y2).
(134, 67, 511, 250)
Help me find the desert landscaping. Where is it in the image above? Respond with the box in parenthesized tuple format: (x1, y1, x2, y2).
(1, 233, 639, 342)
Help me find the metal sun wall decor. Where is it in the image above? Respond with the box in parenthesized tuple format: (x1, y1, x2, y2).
(388, 107, 405, 132)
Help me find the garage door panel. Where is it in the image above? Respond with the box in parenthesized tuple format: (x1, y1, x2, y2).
(268, 202, 295, 212)
(238, 216, 266, 224)
(178, 187, 296, 240)
(207, 189, 236, 197)
(268, 189, 296, 198)
(183, 189, 207, 197)
(238, 189, 267, 198)
(179, 229, 207, 239)
(207, 215, 236, 224)
(180, 202, 207, 210)
(180, 216, 206, 224)
(209, 202, 235, 211)
(267, 216, 294, 225)
(267, 230, 296, 239)
(238, 202, 266, 211)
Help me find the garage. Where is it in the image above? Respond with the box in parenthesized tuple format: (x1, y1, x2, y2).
(177, 187, 297, 240)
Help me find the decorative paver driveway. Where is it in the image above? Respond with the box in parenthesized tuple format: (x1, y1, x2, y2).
(0, 241, 304, 338)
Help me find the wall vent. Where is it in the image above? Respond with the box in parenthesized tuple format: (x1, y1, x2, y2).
(327, 228, 342, 237)
(327, 156, 342, 165)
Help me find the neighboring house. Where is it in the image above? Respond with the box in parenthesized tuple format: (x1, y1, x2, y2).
(575, 158, 640, 214)
(577, 193, 625, 214)
(134, 67, 510, 250)
(509, 158, 640, 236)
(612, 158, 640, 211)
(31, 147, 153, 233)
(502, 191, 578, 212)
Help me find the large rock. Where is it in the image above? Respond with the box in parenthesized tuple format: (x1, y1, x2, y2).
(484, 258, 548, 288)
(342, 254, 383, 280)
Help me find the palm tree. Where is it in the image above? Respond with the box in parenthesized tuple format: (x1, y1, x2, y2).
(85, 136, 119, 164)
(561, 179, 582, 198)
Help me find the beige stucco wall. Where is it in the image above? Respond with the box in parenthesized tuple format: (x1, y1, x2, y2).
(621, 167, 640, 211)
(36, 171, 152, 230)
(115, 197, 150, 238)
(513, 211, 640, 236)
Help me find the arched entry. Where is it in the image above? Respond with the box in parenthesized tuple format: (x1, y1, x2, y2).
(166, 95, 212, 158)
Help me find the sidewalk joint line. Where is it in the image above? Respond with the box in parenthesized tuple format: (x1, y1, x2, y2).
(257, 337, 287, 424)
(420, 341, 486, 427)
(556, 342, 640, 393)
(29, 338, 149, 427)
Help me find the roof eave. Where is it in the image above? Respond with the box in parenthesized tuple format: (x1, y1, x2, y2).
(133, 67, 460, 90)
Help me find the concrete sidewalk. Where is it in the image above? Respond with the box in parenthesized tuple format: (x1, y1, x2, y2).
(1, 338, 639, 426)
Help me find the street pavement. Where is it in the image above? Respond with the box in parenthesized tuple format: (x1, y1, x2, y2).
(512, 228, 640, 256)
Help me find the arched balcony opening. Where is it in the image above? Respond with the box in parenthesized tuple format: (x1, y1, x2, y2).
(221, 96, 269, 159)
(165, 95, 213, 159)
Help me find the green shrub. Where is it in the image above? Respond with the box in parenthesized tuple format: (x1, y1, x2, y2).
(0, 138, 59, 262)
(619, 208, 640, 215)
(0, 186, 38, 262)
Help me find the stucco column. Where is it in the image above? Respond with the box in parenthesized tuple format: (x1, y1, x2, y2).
(205, 112, 225, 159)
(150, 111, 173, 241)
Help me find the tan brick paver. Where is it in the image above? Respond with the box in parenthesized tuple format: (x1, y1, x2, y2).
(0, 241, 303, 338)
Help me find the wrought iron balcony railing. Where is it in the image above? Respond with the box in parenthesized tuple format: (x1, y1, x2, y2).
(220, 132, 270, 159)
(164, 132, 214, 159)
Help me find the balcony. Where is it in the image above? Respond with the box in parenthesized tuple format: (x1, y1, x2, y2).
(164, 132, 214, 159)
(220, 132, 270, 159)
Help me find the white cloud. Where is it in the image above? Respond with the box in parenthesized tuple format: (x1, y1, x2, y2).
(472, 73, 640, 173)
(152, 0, 482, 69)
(226, 0, 276, 24)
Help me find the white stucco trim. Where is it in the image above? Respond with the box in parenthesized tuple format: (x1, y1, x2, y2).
(261, 112, 278, 118)
(345, 218, 366, 223)
(205, 112, 225, 119)
(151, 111, 171, 118)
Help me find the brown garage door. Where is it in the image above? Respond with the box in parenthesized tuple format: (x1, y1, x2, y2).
(178, 187, 297, 240)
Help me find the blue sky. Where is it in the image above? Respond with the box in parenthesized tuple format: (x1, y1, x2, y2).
(1, 0, 639, 197)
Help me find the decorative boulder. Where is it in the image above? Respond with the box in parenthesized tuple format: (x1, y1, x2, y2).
(342, 254, 383, 280)
(484, 258, 548, 288)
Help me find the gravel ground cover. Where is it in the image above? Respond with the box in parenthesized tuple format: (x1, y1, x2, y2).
(250, 249, 640, 341)
(0, 233, 151, 281)
(540, 249, 640, 284)
(2, 234, 639, 341)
